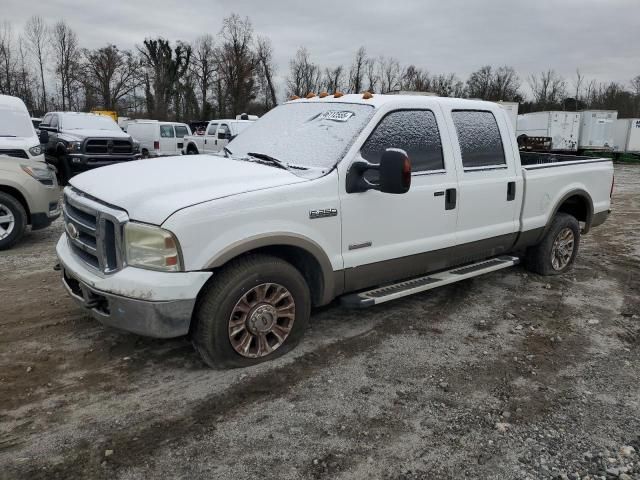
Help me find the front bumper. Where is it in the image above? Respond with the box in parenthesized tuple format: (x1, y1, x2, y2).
(56, 235, 212, 338)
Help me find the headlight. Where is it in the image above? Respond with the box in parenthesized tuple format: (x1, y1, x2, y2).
(21, 164, 56, 185)
(132, 141, 140, 153)
(67, 141, 82, 152)
(28, 145, 42, 156)
(124, 222, 183, 272)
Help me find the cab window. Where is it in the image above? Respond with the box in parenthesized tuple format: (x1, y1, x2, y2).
(452, 110, 506, 169)
(206, 123, 218, 136)
(361, 110, 445, 172)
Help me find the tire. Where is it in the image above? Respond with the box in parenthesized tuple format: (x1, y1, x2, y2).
(141, 149, 149, 159)
(526, 213, 580, 276)
(56, 153, 72, 186)
(187, 145, 198, 155)
(0, 192, 27, 250)
(191, 254, 311, 369)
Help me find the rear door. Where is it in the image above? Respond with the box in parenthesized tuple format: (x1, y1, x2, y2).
(445, 108, 520, 254)
(203, 122, 218, 153)
(340, 107, 459, 291)
(159, 124, 176, 155)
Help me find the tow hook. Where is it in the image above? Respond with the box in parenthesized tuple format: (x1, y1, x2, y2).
(53, 263, 61, 271)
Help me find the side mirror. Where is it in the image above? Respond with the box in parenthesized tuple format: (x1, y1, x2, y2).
(346, 148, 411, 194)
(39, 129, 49, 144)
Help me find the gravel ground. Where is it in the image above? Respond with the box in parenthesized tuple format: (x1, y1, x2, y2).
(1, 164, 639, 480)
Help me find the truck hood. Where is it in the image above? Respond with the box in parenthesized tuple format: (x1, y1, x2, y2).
(0, 134, 40, 149)
(60, 129, 131, 140)
(69, 155, 308, 225)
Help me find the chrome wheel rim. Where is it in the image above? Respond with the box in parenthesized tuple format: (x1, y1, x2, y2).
(0, 203, 15, 240)
(228, 283, 295, 358)
(551, 227, 575, 271)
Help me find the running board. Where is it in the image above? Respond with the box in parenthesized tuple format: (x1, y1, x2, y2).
(340, 255, 520, 308)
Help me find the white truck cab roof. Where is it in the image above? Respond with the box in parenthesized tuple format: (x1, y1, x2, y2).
(0, 94, 44, 162)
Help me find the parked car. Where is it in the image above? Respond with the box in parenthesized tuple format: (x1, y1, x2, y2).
(0, 94, 45, 162)
(39, 112, 141, 185)
(127, 121, 192, 157)
(0, 155, 60, 249)
(56, 94, 613, 368)
(182, 119, 255, 155)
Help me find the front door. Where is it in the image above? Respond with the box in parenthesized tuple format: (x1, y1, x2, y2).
(159, 124, 176, 155)
(215, 123, 231, 153)
(444, 108, 521, 258)
(339, 107, 459, 292)
(204, 123, 218, 153)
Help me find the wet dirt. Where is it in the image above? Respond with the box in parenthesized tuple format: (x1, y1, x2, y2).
(1, 165, 639, 480)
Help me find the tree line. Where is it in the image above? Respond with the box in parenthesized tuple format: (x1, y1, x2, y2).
(1, 14, 639, 121)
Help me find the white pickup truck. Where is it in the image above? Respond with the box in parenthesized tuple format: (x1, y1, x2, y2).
(182, 119, 254, 155)
(57, 94, 613, 368)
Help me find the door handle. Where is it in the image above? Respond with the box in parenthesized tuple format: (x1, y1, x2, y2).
(434, 191, 445, 197)
(445, 188, 457, 210)
(215, 139, 218, 145)
(204, 139, 207, 144)
(507, 181, 516, 201)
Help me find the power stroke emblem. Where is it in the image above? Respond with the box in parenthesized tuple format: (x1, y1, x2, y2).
(309, 208, 338, 219)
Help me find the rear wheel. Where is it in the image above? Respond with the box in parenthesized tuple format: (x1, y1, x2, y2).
(191, 254, 311, 368)
(526, 213, 580, 275)
(0, 192, 27, 250)
(141, 149, 150, 159)
(187, 145, 198, 155)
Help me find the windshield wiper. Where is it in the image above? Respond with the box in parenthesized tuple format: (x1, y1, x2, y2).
(0, 135, 17, 137)
(246, 152, 289, 171)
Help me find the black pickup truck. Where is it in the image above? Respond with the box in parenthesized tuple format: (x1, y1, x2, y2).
(39, 112, 140, 184)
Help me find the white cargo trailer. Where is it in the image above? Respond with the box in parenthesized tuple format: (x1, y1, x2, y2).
(516, 111, 581, 152)
(612, 118, 640, 154)
(578, 110, 617, 151)
(496, 101, 518, 132)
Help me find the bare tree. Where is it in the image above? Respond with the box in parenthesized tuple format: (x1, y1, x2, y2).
(348, 46, 367, 93)
(378, 56, 400, 93)
(528, 69, 567, 109)
(51, 21, 80, 110)
(0, 22, 17, 95)
(573, 69, 584, 107)
(631, 75, 640, 116)
(24, 16, 48, 112)
(323, 65, 344, 94)
(365, 58, 379, 93)
(82, 45, 139, 111)
(138, 38, 191, 120)
(286, 47, 321, 97)
(191, 34, 216, 118)
(256, 36, 277, 109)
(215, 14, 258, 117)
(401, 65, 431, 92)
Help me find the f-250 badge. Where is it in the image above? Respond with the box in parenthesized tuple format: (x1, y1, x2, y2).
(309, 208, 338, 219)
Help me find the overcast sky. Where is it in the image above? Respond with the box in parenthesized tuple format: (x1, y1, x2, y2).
(3, 0, 639, 98)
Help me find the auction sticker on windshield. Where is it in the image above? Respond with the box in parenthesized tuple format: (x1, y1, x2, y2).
(317, 111, 355, 122)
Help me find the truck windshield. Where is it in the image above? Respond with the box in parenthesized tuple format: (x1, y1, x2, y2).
(61, 114, 121, 131)
(227, 102, 375, 174)
(0, 105, 35, 138)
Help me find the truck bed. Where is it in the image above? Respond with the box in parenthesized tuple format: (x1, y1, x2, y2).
(520, 152, 609, 169)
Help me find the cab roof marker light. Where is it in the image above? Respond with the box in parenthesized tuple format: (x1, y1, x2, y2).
(362, 91, 374, 100)
(319, 91, 329, 98)
(290, 95, 300, 100)
(305, 92, 316, 99)
(333, 91, 344, 98)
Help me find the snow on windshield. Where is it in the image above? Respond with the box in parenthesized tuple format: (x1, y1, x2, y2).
(0, 105, 35, 138)
(61, 114, 120, 131)
(227, 102, 375, 171)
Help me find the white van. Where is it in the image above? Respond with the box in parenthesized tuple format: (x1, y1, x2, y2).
(127, 121, 192, 157)
(0, 94, 45, 162)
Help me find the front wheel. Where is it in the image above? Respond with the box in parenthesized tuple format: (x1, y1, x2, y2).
(0, 192, 27, 250)
(191, 255, 311, 368)
(526, 213, 580, 275)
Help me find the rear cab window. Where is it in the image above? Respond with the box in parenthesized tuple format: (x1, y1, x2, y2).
(206, 123, 218, 136)
(451, 110, 506, 170)
(361, 109, 445, 175)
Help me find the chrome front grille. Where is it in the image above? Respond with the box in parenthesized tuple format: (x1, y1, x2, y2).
(85, 138, 133, 155)
(62, 188, 128, 274)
